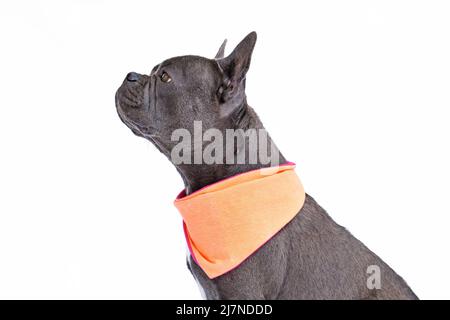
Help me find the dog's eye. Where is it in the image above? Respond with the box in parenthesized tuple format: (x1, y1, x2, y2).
(160, 72, 172, 83)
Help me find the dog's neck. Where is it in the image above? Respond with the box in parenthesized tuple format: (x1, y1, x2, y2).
(174, 102, 286, 195)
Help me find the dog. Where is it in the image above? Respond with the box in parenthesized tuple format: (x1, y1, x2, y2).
(115, 32, 417, 299)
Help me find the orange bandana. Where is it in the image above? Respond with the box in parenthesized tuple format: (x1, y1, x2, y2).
(174, 163, 305, 279)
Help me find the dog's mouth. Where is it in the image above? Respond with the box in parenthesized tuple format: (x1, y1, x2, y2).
(115, 83, 146, 134)
(116, 79, 146, 108)
(115, 80, 161, 140)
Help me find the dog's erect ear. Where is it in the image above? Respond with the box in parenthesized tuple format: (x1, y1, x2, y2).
(215, 39, 227, 59)
(217, 32, 257, 102)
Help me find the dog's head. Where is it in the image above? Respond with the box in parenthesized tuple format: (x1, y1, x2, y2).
(115, 32, 257, 158)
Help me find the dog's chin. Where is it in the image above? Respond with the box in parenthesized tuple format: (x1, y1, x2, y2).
(116, 105, 163, 151)
(117, 111, 145, 138)
(115, 100, 144, 137)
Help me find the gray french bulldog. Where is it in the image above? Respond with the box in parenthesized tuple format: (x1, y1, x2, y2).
(115, 32, 418, 299)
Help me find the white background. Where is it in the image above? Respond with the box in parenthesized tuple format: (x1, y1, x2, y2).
(0, 0, 449, 299)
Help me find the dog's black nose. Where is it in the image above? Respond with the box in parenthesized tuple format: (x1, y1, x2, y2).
(126, 72, 140, 82)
